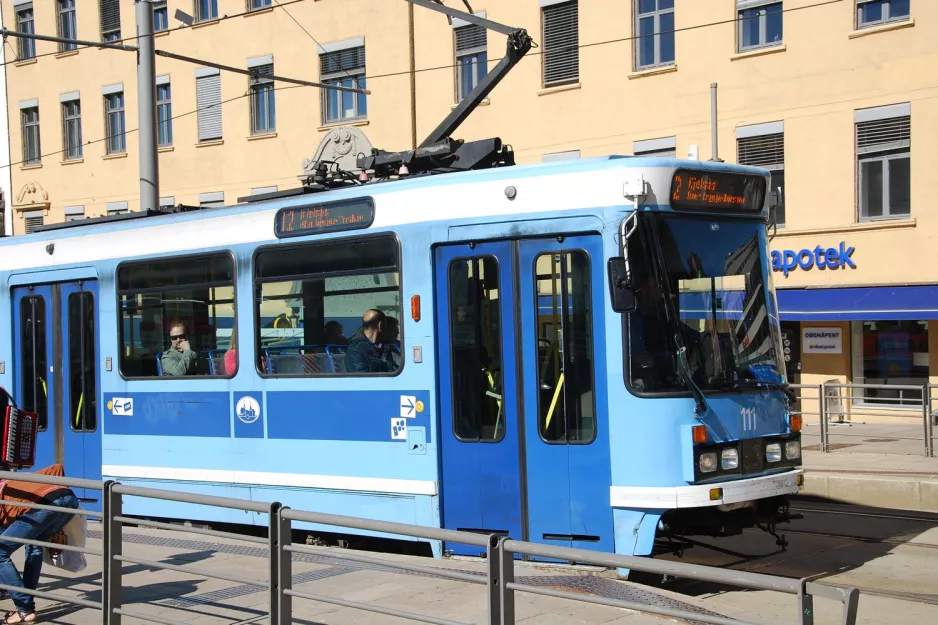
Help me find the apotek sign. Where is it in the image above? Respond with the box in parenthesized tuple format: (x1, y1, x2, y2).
(771, 242, 856, 277)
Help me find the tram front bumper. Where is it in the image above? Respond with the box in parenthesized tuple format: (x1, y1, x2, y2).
(609, 468, 804, 510)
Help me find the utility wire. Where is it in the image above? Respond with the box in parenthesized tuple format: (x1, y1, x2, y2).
(273, 0, 359, 82)
(365, 0, 845, 81)
(0, 0, 311, 67)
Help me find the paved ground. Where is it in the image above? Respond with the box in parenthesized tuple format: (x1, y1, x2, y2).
(21, 524, 738, 625)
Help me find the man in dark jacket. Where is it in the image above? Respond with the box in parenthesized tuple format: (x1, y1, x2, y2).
(346, 310, 395, 373)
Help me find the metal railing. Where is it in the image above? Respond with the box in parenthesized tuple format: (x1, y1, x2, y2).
(790, 382, 936, 457)
(0, 470, 861, 625)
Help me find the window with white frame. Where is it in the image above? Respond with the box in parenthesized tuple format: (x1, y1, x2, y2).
(851, 320, 928, 408)
(248, 0, 272, 10)
(24, 210, 43, 234)
(542, 150, 580, 162)
(15, 2, 36, 60)
(64, 205, 85, 222)
(61, 95, 82, 160)
(737, 1, 782, 51)
(635, 0, 674, 70)
(251, 186, 278, 195)
(857, 0, 910, 28)
(104, 86, 126, 155)
(454, 20, 488, 102)
(159, 196, 175, 209)
(199, 192, 224, 208)
(196, 0, 218, 22)
(20, 103, 41, 165)
(249, 58, 275, 134)
(856, 103, 910, 221)
(57, 0, 77, 52)
(100, 0, 121, 42)
(153, 0, 168, 32)
(737, 122, 785, 226)
(157, 79, 173, 147)
(633, 136, 676, 157)
(541, 0, 579, 87)
(196, 68, 223, 142)
(107, 201, 128, 215)
(320, 41, 367, 124)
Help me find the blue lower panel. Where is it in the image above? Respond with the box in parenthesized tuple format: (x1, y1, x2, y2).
(103, 393, 231, 437)
(116, 478, 440, 545)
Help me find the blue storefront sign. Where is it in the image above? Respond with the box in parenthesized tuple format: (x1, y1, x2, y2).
(771, 242, 856, 277)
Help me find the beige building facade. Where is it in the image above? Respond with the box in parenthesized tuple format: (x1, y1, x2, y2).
(3, 0, 937, 415)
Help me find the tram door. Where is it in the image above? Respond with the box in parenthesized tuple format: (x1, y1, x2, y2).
(12, 281, 102, 508)
(436, 236, 613, 557)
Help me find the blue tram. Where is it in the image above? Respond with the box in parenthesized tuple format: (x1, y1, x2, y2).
(0, 155, 803, 566)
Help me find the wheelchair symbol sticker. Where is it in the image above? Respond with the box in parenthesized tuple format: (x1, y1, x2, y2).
(236, 396, 261, 424)
(391, 418, 407, 440)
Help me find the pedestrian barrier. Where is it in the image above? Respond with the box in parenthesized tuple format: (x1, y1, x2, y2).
(0, 470, 861, 625)
(790, 382, 936, 457)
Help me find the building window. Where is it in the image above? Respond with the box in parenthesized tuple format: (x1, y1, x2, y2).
(57, 0, 78, 52)
(542, 150, 581, 162)
(251, 186, 278, 195)
(254, 235, 402, 376)
(856, 104, 910, 221)
(64, 205, 85, 221)
(196, 0, 218, 22)
(738, 1, 783, 51)
(542, 1, 579, 87)
(249, 63, 275, 134)
(157, 82, 173, 146)
(851, 320, 928, 408)
(15, 3, 36, 60)
(118, 253, 237, 378)
(196, 70, 222, 142)
(23, 210, 43, 234)
(100, 0, 121, 42)
(159, 196, 175, 209)
(199, 192, 224, 207)
(737, 123, 785, 226)
(106, 201, 128, 215)
(21, 105, 41, 165)
(248, 0, 272, 10)
(62, 99, 82, 161)
(104, 91, 126, 155)
(320, 43, 367, 124)
(153, 0, 168, 32)
(633, 136, 676, 157)
(635, 0, 674, 70)
(857, 0, 910, 28)
(455, 23, 488, 101)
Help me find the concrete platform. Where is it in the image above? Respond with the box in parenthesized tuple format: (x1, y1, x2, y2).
(800, 445, 938, 512)
(22, 525, 742, 625)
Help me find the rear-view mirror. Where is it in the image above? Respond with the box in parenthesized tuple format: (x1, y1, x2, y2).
(607, 257, 636, 313)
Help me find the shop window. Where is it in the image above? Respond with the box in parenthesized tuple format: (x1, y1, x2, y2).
(851, 320, 928, 407)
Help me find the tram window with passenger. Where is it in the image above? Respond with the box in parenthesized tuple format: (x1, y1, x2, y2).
(117, 253, 237, 378)
(254, 234, 402, 376)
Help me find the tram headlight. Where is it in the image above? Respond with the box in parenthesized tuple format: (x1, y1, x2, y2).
(766, 443, 782, 463)
(785, 440, 801, 460)
(720, 448, 739, 470)
(698, 452, 718, 473)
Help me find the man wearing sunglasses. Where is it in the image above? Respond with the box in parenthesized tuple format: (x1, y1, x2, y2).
(161, 322, 199, 376)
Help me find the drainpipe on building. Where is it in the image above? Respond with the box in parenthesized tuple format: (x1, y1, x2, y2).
(409, 2, 418, 151)
(0, 6, 14, 236)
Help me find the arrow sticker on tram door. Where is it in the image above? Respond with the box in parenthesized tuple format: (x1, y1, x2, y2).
(400, 395, 417, 418)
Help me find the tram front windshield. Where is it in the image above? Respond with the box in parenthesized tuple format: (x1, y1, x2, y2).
(626, 213, 784, 394)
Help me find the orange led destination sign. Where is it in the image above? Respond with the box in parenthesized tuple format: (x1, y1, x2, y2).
(274, 198, 375, 238)
(669, 170, 766, 213)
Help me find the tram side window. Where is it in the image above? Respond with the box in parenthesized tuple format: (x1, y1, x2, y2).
(254, 235, 402, 376)
(534, 251, 596, 444)
(117, 254, 237, 378)
(19, 296, 48, 430)
(68, 291, 96, 431)
(449, 256, 504, 443)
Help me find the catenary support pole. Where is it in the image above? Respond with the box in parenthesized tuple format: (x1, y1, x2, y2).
(135, 0, 159, 212)
(710, 82, 723, 162)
